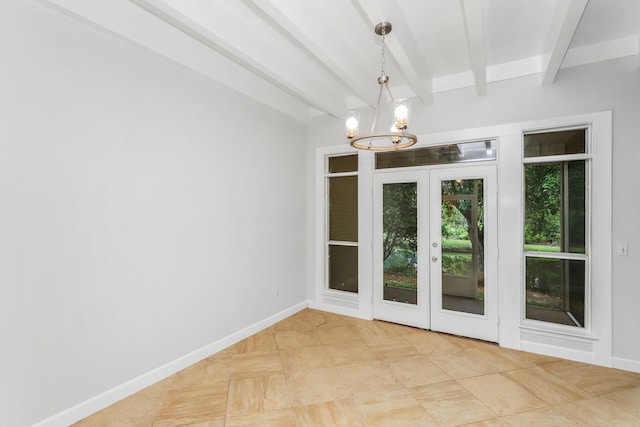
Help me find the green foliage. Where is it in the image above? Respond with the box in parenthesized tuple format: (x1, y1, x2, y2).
(442, 202, 468, 240)
(524, 244, 560, 252)
(524, 164, 561, 244)
(442, 252, 472, 275)
(384, 279, 417, 289)
(383, 248, 417, 276)
(442, 239, 472, 251)
(383, 183, 417, 261)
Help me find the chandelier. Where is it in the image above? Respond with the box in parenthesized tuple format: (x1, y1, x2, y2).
(345, 22, 417, 151)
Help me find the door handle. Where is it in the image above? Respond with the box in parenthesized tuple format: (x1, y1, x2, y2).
(431, 256, 438, 262)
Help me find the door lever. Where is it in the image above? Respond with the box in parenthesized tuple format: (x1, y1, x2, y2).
(431, 256, 438, 262)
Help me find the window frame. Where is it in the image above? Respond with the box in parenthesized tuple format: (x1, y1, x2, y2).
(522, 126, 593, 333)
(324, 153, 360, 297)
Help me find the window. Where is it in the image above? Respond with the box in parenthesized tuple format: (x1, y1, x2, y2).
(523, 129, 589, 327)
(327, 155, 358, 293)
(376, 140, 496, 169)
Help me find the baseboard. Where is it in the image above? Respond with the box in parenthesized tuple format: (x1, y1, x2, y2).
(32, 301, 308, 427)
(308, 299, 361, 318)
(613, 356, 640, 373)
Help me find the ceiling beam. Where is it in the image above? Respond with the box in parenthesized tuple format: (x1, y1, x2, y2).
(461, 0, 487, 96)
(351, 0, 433, 105)
(542, 0, 589, 85)
(638, 34, 640, 69)
(374, 1, 433, 83)
(241, 0, 376, 108)
(131, 0, 344, 118)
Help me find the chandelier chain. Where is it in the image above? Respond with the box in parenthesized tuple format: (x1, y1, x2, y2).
(380, 34, 386, 77)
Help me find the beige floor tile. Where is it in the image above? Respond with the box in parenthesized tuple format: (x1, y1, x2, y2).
(172, 356, 231, 389)
(176, 420, 225, 427)
(410, 380, 497, 426)
(505, 348, 559, 365)
(294, 398, 367, 427)
(467, 343, 535, 372)
(232, 333, 279, 354)
(502, 406, 580, 426)
(280, 345, 333, 373)
(355, 389, 438, 427)
(554, 396, 640, 425)
(301, 309, 347, 328)
(225, 408, 297, 427)
(72, 310, 640, 427)
(386, 354, 451, 388)
(285, 367, 349, 406)
(73, 376, 174, 427)
(274, 329, 321, 350)
(351, 320, 400, 340)
(315, 324, 361, 344)
(273, 316, 316, 332)
(208, 346, 234, 360)
(153, 381, 228, 427)
(404, 332, 465, 356)
(459, 373, 547, 416)
(336, 360, 404, 397)
(323, 340, 379, 365)
(227, 374, 291, 417)
(428, 349, 500, 379)
(539, 359, 640, 395)
(229, 350, 283, 380)
(459, 418, 510, 427)
(504, 366, 590, 405)
(365, 336, 422, 360)
(374, 320, 420, 337)
(600, 385, 640, 419)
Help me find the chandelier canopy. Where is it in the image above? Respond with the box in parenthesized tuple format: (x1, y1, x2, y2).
(345, 22, 417, 151)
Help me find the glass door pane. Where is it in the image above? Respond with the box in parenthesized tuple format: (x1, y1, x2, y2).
(373, 171, 429, 330)
(430, 165, 498, 343)
(440, 179, 485, 315)
(383, 182, 418, 304)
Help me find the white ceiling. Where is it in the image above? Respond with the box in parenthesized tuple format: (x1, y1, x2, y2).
(41, 0, 640, 124)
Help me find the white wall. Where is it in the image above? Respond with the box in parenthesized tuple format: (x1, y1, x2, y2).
(307, 56, 640, 367)
(0, 1, 307, 426)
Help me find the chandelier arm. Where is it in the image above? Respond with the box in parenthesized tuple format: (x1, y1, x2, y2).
(384, 83, 395, 104)
(370, 82, 385, 134)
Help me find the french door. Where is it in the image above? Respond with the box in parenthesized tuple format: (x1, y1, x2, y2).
(373, 165, 498, 342)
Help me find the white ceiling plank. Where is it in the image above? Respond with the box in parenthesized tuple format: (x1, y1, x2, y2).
(542, 0, 589, 85)
(131, 0, 344, 118)
(486, 56, 543, 83)
(350, 0, 433, 105)
(241, 0, 375, 108)
(563, 35, 639, 68)
(39, 0, 312, 124)
(461, 0, 487, 96)
(375, 1, 433, 81)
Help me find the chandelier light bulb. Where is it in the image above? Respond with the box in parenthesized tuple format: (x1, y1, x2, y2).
(393, 98, 411, 130)
(390, 123, 401, 143)
(394, 104, 408, 120)
(345, 111, 360, 138)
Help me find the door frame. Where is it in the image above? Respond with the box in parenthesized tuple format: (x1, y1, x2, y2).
(372, 164, 498, 342)
(429, 165, 499, 342)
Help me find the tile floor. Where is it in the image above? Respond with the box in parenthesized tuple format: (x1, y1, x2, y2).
(74, 309, 640, 426)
